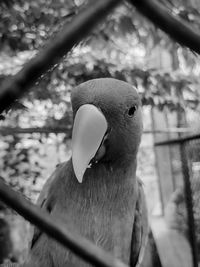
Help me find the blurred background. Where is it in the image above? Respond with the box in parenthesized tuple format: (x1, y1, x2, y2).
(0, 0, 200, 264)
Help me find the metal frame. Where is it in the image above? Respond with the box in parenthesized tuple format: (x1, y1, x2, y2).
(1, 0, 200, 266)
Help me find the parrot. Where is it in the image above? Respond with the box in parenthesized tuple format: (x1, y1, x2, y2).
(10, 78, 148, 267)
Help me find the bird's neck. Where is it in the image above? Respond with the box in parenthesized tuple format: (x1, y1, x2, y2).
(68, 159, 137, 203)
(62, 159, 139, 266)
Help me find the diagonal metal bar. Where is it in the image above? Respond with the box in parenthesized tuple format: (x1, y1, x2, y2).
(129, 0, 200, 54)
(0, 0, 122, 114)
(0, 180, 127, 267)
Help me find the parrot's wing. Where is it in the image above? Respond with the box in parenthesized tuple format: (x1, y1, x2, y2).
(130, 179, 149, 267)
(29, 163, 66, 249)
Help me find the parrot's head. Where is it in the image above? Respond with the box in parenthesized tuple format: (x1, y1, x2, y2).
(71, 78, 143, 183)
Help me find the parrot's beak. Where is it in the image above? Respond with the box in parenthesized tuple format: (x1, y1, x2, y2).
(72, 104, 108, 183)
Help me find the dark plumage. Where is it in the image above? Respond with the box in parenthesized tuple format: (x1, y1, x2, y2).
(22, 78, 148, 267)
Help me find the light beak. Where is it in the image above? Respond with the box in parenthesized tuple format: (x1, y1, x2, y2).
(72, 104, 108, 183)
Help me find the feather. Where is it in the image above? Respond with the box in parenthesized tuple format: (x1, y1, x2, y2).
(23, 78, 148, 267)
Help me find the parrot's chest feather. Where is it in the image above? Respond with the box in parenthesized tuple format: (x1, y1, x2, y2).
(56, 164, 137, 266)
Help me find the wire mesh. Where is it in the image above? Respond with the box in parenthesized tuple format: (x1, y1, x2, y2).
(184, 138, 200, 266)
(155, 134, 200, 267)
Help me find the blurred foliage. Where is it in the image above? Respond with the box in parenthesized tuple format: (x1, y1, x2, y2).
(0, 0, 80, 52)
(0, 135, 44, 197)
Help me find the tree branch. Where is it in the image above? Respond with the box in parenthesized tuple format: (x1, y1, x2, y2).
(129, 0, 200, 54)
(0, 0, 122, 114)
(0, 180, 127, 267)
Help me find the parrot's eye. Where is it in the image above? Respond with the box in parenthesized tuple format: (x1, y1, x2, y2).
(127, 105, 137, 117)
